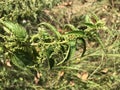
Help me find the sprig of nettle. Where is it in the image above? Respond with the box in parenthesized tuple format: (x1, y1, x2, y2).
(0, 14, 107, 70)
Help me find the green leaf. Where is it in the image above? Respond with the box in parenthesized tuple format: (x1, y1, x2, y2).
(67, 40, 76, 60)
(0, 46, 3, 53)
(0, 20, 28, 41)
(40, 22, 61, 39)
(65, 31, 85, 37)
(11, 54, 26, 70)
(76, 38, 86, 57)
(83, 23, 95, 28)
(64, 24, 79, 31)
(57, 40, 76, 65)
(84, 14, 92, 23)
(57, 45, 70, 65)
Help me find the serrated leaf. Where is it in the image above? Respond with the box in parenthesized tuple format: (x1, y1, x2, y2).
(65, 31, 85, 37)
(11, 54, 26, 70)
(0, 20, 27, 41)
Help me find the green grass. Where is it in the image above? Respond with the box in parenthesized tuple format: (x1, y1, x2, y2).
(0, 0, 120, 90)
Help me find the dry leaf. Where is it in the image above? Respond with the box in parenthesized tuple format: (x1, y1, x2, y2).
(58, 29, 65, 34)
(57, 5, 65, 8)
(101, 68, 108, 74)
(69, 81, 75, 86)
(44, 10, 50, 14)
(77, 73, 81, 78)
(63, 2, 73, 7)
(34, 76, 39, 84)
(37, 72, 42, 79)
(6, 60, 12, 67)
(59, 71, 64, 77)
(81, 72, 89, 81)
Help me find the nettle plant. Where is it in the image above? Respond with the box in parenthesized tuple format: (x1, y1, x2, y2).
(0, 0, 61, 23)
(0, 14, 106, 70)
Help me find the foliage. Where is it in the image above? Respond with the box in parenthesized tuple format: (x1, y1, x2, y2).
(0, 0, 120, 90)
(0, 0, 61, 23)
(0, 13, 109, 89)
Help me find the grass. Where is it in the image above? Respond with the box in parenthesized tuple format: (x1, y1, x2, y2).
(0, 0, 120, 90)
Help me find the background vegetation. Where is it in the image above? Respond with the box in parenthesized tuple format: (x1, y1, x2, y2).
(0, 0, 120, 90)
